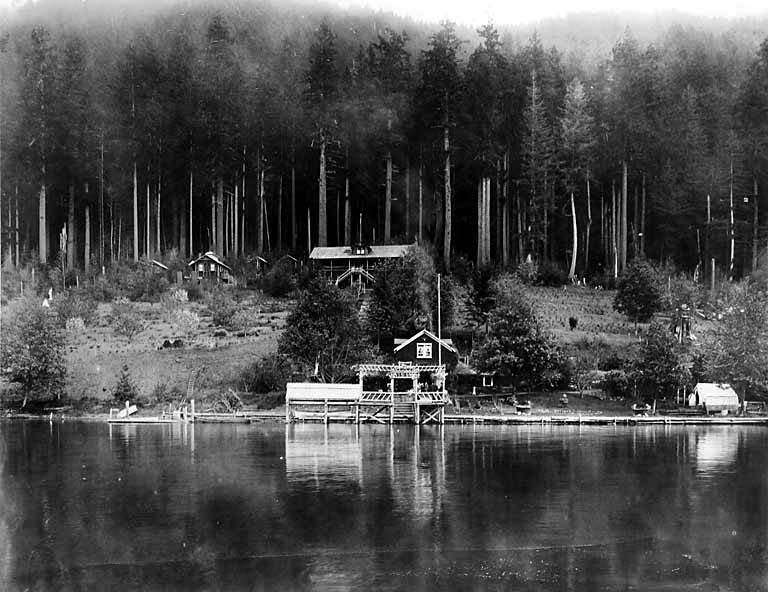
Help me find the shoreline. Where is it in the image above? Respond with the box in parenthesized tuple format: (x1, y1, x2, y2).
(4, 409, 767, 426)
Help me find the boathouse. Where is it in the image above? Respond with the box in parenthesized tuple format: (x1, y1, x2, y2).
(285, 362, 449, 424)
(394, 329, 459, 370)
(688, 383, 740, 414)
(309, 243, 412, 289)
(188, 251, 232, 283)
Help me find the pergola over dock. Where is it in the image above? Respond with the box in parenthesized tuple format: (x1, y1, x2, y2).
(285, 363, 448, 424)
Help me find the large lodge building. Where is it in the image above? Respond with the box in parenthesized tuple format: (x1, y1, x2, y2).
(308, 243, 413, 291)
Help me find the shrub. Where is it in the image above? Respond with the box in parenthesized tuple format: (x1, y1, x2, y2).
(239, 353, 291, 394)
(169, 309, 200, 336)
(65, 317, 86, 333)
(254, 391, 284, 410)
(229, 308, 260, 331)
(53, 288, 98, 326)
(112, 364, 140, 404)
(111, 301, 144, 339)
(260, 257, 295, 297)
(602, 370, 631, 398)
(0, 297, 67, 403)
(613, 259, 662, 324)
(114, 262, 170, 302)
(514, 260, 538, 284)
(86, 275, 118, 302)
(186, 283, 204, 302)
(149, 380, 184, 405)
(535, 261, 569, 287)
(207, 292, 238, 328)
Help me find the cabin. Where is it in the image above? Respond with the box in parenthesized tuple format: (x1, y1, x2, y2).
(254, 255, 269, 273)
(688, 383, 740, 414)
(309, 243, 412, 290)
(394, 329, 459, 370)
(188, 251, 233, 284)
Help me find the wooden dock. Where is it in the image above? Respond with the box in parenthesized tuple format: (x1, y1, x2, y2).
(443, 414, 768, 426)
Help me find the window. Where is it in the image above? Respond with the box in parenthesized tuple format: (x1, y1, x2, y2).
(416, 343, 432, 359)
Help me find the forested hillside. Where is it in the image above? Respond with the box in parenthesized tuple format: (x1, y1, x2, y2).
(1, 0, 768, 281)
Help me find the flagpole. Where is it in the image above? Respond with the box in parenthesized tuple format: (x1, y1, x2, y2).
(437, 272, 442, 367)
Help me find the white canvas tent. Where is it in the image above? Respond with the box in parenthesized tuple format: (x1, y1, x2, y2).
(688, 383, 740, 414)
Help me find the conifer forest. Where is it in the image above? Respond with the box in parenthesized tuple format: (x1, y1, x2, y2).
(1, 0, 768, 280)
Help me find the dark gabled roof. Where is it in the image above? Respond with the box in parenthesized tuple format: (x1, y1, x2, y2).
(309, 244, 413, 260)
(393, 329, 458, 355)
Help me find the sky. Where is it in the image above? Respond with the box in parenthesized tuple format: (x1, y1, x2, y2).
(335, 0, 768, 25)
(0, 0, 766, 24)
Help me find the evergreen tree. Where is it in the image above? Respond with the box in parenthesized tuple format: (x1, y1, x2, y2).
(305, 20, 339, 249)
(415, 22, 463, 269)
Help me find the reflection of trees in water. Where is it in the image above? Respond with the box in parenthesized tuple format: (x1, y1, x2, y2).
(5, 423, 768, 589)
(2, 422, 307, 590)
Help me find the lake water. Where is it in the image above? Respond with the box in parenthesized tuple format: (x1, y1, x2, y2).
(1, 421, 767, 591)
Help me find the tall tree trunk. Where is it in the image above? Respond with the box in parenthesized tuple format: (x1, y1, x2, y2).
(216, 177, 224, 257)
(110, 201, 114, 265)
(495, 161, 502, 260)
(263, 191, 271, 252)
(67, 183, 75, 270)
(542, 170, 548, 261)
(131, 163, 138, 262)
(318, 136, 328, 247)
(418, 156, 423, 244)
(335, 190, 340, 245)
(84, 205, 90, 273)
(621, 160, 628, 272)
(187, 169, 193, 257)
(729, 156, 735, 280)
(145, 181, 150, 258)
(611, 180, 617, 278)
(384, 148, 392, 242)
(257, 165, 265, 254)
(99, 132, 105, 266)
(224, 183, 230, 255)
(118, 214, 122, 261)
(752, 175, 759, 273)
(344, 170, 350, 246)
(601, 191, 606, 271)
(180, 206, 186, 259)
(585, 171, 592, 274)
(235, 181, 240, 257)
(569, 191, 577, 281)
(641, 173, 646, 256)
(241, 146, 247, 255)
(39, 165, 47, 264)
(516, 181, 523, 264)
(633, 183, 639, 258)
(156, 175, 161, 256)
(291, 164, 297, 251)
(405, 157, 410, 241)
(502, 151, 509, 267)
(15, 184, 20, 266)
(210, 188, 215, 251)
(277, 174, 283, 251)
(443, 126, 452, 269)
(477, 179, 482, 265)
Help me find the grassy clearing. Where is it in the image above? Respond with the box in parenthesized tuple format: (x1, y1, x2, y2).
(527, 285, 645, 347)
(63, 293, 290, 403)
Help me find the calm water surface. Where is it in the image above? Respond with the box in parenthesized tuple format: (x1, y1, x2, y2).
(1, 421, 767, 591)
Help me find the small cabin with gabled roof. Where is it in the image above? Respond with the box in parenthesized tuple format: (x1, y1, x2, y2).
(188, 251, 233, 283)
(393, 329, 459, 370)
